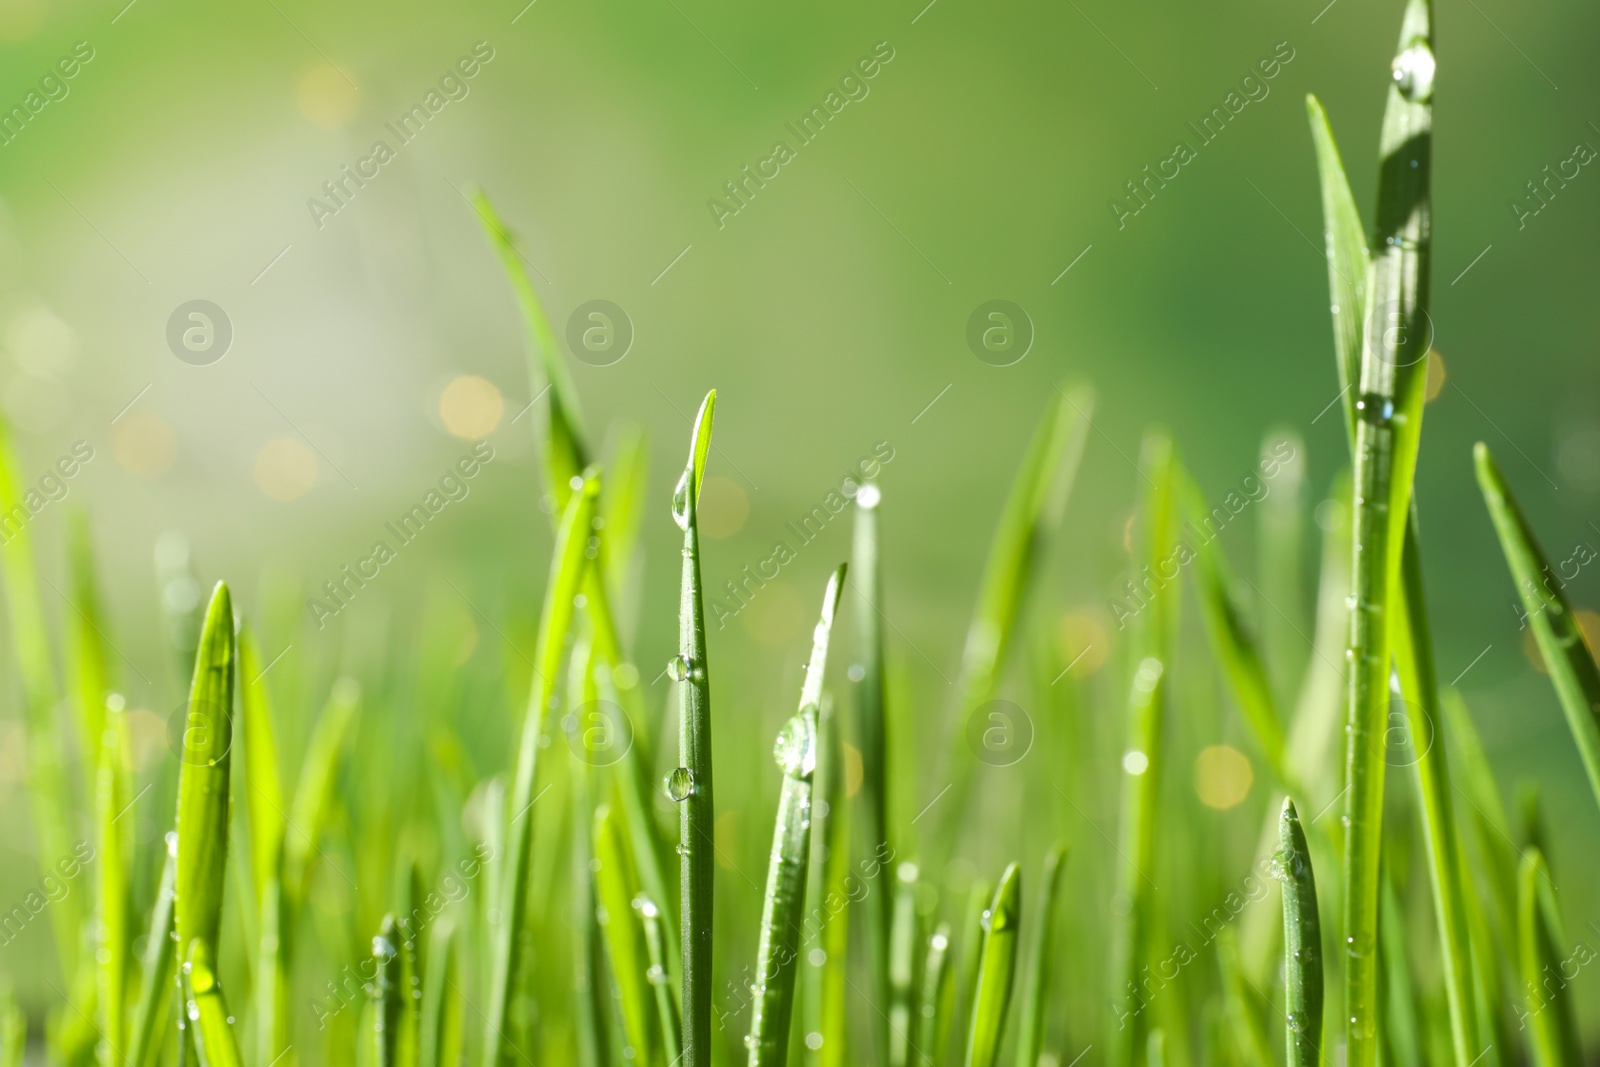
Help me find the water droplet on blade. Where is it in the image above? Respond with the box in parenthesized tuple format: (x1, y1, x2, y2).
(1391, 40, 1435, 103)
(665, 766, 695, 801)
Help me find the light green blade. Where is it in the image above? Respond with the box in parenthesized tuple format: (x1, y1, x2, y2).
(1517, 850, 1581, 1067)
(637, 897, 681, 1067)
(183, 940, 244, 1067)
(593, 806, 655, 1067)
(1217, 926, 1272, 1067)
(1277, 799, 1322, 1067)
(1306, 94, 1372, 451)
(963, 863, 1020, 1067)
(67, 512, 111, 781)
(128, 839, 177, 1067)
(94, 699, 130, 1067)
(1013, 843, 1066, 1067)
(886, 862, 921, 1067)
(284, 678, 360, 906)
(913, 924, 953, 1067)
(418, 917, 462, 1067)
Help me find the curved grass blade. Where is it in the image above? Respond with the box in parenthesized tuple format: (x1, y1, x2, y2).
(95, 701, 131, 1067)
(1516, 850, 1581, 1067)
(568, 640, 611, 1067)
(128, 837, 177, 1067)
(418, 917, 462, 1067)
(1475, 442, 1600, 812)
(745, 564, 846, 1067)
(373, 916, 402, 1067)
(284, 679, 360, 906)
(239, 626, 290, 1067)
(1339, 6, 1434, 1061)
(637, 897, 681, 1067)
(1391, 524, 1478, 1063)
(672, 391, 716, 1067)
(482, 474, 599, 1067)
(0, 416, 79, 969)
(936, 387, 1091, 864)
(886, 861, 921, 1067)
(1013, 842, 1066, 1067)
(1306, 94, 1372, 450)
(183, 940, 244, 1067)
(953, 879, 993, 1060)
(593, 806, 655, 1067)
(963, 863, 1020, 1067)
(175, 582, 236, 965)
(913, 924, 953, 1067)
(850, 479, 892, 1051)
(1277, 800, 1322, 1067)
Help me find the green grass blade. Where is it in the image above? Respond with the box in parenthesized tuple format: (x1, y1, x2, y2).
(1378, 865, 1423, 1067)
(1474, 442, 1600, 811)
(672, 390, 716, 1067)
(1305, 94, 1372, 451)
(962, 863, 1020, 1067)
(953, 879, 993, 1061)
(1217, 926, 1272, 1067)
(637, 897, 681, 1067)
(601, 422, 650, 596)
(483, 475, 598, 1067)
(850, 479, 892, 1053)
(175, 582, 236, 964)
(746, 564, 845, 1067)
(1339, 5, 1434, 1061)
(886, 862, 921, 1067)
(1257, 432, 1308, 703)
(1516, 850, 1581, 1067)
(284, 679, 360, 906)
(128, 839, 177, 1067)
(183, 940, 244, 1067)
(1391, 523, 1479, 1063)
(67, 512, 111, 778)
(803, 695, 850, 1067)
(0, 415, 79, 971)
(95, 701, 130, 1067)
(1277, 800, 1322, 1067)
(913, 924, 953, 1067)
(1013, 842, 1066, 1067)
(239, 628, 285, 904)
(0, 988, 22, 1067)
(418, 917, 461, 1067)
(373, 916, 403, 1067)
(594, 805, 655, 1067)
(937, 387, 1091, 864)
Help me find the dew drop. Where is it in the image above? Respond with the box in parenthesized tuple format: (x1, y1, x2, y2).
(671, 470, 692, 531)
(773, 712, 817, 779)
(665, 766, 695, 801)
(1391, 40, 1436, 103)
(667, 655, 691, 682)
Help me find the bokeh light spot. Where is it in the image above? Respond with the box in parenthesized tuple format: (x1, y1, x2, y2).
(112, 412, 177, 478)
(1194, 744, 1253, 810)
(440, 375, 503, 439)
(254, 436, 318, 501)
(296, 63, 360, 128)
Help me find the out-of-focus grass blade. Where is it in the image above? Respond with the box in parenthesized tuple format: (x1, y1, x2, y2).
(1013, 842, 1066, 1067)
(1339, 6, 1434, 1060)
(671, 391, 716, 1067)
(284, 678, 360, 904)
(913, 924, 953, 1067)
(128, 837, 177, 1067)
(1475, 442, 1600, 812)
(962, 863, 1020, 1067)
(1257, 432, 1308, 704)
(886, 862, 921, 1067)
(746, 564, 845, 1067)
(0, 987, 22, 1067)
(1217, 927, 1272, 1066)
(1391, 525, 1478, 1063)
(567, 639, 611, 1067)
(239, 626, 291, 1067)
(636, 897, 681, 1067)
(1378, 868, 1422, 1067)
(936, 387, 1091, 863)
(373, 916, 402, 1067)
(183, 940, 244, 1067)
(95, 699, 130, 1067)
(0, 415, 80, 969)
(1277, 800, 1322, 1067)
(1517, 850, 1581, 1067)
(601, 422, 649, 596)
(1111, 433, 1179, 1067)
(850, 479, 892, 1049)
(483, 474, 598, 1067)
(174, 582, 236, 966)
(67, 512, 111, 776)
(952, 880, 992, 1061)
(1305, 94, 1371, 449)
(419, 917, 462, 1067)
(802, 693, 849, 1067)
(1146, 1030, 1166, 1067)
(594, 805, 655, 1067)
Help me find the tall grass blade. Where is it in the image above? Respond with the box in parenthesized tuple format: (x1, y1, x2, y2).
(746, 565, 845, 1067)
(913, 925, 953, 1067)
(637, 897, 681, 1067)
(67, 512, 111, 778)
(962, 863, 1020, 1067)
(482, 475, 598, 1067)
(953, 879, 992, 1061)
(283, 680, 360, 906)
(1277, 800, 1322, 1067)
(373, 916, 402, 1067)
(182, 940, 243, 1067)
(1516, 850, 1580, 1067)
(1339, 4, 1434, 1060)
(418, 918, 461, 1067)
(95, 700, 130, 1067)
(937, 388, 1091, 863)
(0, 989, 21, 1067)
(128, 839, 177, 1067)
(672, 390, 716, 1067)
(850, 480, 891, 1052)
(1474, 442, 1600, 812)
(0, 415, 79, 969)
(239, 627, 290, 1067)
(1378, 866, 1422, 1067)
(593, 805, 655, 1066)
(802, 693, 850, 1067)
(1257, 432, 1308, 701)
(1013, 842, 1066, 1067)
(886, 862, 921, 1067)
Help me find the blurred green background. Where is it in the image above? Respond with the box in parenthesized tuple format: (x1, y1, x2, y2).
(1, 0, 1598, 1050)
